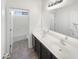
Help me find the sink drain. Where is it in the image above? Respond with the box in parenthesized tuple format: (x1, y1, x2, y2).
(59, 49, 62, 51)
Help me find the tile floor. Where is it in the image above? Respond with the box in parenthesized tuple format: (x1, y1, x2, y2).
(9, 39, 38, 59)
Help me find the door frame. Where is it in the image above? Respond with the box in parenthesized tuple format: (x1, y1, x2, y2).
(6, 8, 30, 55)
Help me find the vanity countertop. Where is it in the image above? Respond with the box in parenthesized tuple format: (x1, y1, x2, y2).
(32, 28, 78, 59)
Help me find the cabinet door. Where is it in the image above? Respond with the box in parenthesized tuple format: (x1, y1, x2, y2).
(32, 35, 36, 50)
(35, 39, 41, 59)
(52, 54, 57, 59)
(41, 44, 52, 59)
(32, 35, 41, 59)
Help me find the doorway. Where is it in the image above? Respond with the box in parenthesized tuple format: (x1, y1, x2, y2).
(7, 8, 30, 55)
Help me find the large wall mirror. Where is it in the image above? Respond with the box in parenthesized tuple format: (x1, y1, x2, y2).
(49, 3, 78, 39)
(41, 2, 78, 39)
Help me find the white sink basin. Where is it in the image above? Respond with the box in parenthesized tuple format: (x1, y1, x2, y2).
(48, 31, 78, 48)
(64, 36, 78, 48)
(48, 31, 66, 40)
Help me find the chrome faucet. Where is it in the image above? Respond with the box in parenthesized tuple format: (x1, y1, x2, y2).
(60, 39, 66, 46)
(42, 29, 49, 38)
(60, 36, 68, 46)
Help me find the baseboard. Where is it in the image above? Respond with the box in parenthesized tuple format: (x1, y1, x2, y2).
(2, 53, 10, 59)
(13, 34, 27, 43)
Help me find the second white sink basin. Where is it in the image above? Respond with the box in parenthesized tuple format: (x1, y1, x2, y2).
(43, 33, 78, 59)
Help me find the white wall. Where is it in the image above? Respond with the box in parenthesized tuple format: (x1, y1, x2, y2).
(6, 0, 42, 34)
(41, 0, 54, 32)
(54, 3, 78, 39)
(1, 0, 7, 58)
(41, 12, 54, 31)
(6, 0, 42, 54)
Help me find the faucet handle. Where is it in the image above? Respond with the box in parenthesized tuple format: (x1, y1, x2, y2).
(60, 39, 66, 46)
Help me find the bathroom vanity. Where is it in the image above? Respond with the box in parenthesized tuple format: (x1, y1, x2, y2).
(32, 34, 57, 59)
(32, 28, 78, 59)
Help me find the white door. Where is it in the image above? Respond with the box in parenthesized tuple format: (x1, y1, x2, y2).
(6, 9, 14, 55)
(7, 8, 29, 55)
(13, 11, 29, 42)
(10, 11, 14, 54)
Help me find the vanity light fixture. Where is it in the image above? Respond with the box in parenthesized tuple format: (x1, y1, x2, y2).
(48, 0, 63, 7)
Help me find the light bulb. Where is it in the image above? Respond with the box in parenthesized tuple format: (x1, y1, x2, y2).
(11, 11, 14, 16)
